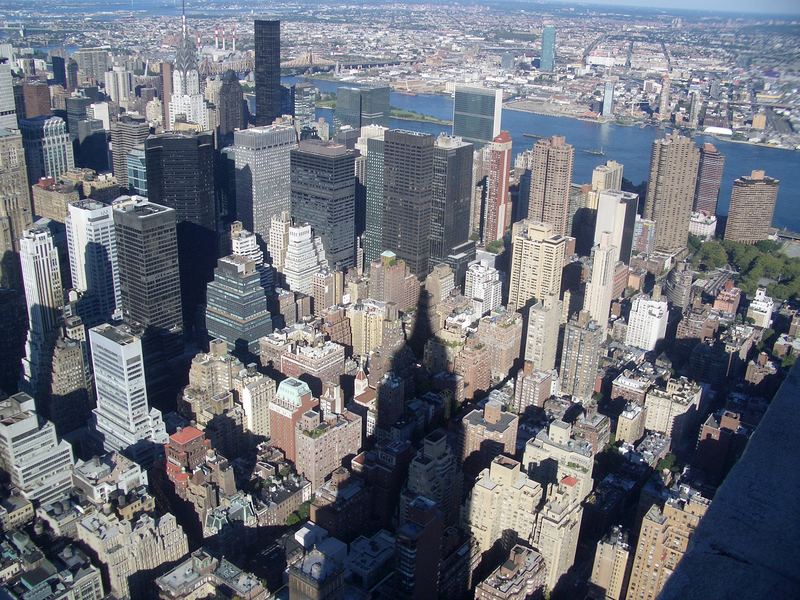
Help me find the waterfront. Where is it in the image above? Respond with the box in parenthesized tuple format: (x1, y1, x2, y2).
(286, 76, 800, 233)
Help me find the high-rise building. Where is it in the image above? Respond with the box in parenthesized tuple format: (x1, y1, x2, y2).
(534, 476, 584, 590)
(0, 392, 74, 506)
(52, 55, 67, 88)
(524, 419, 595, 502)
(693, 143, 724, 215)
(382, 130, 435, 277)
(724, 170, 780, 245)
(269, 378, 319, 463)
(508, 219, 566, 311)
(217, 70, 246, 145)
(0, 129, 32, 289)
(20, 225, 64, 400)
(643, 133, 700, 253)
(66, 200, 120, 325)
(591, 160, 624, 194)
(283, 223, 328, 295)
(20, 116, 74, 184)
(73, 48, 108, 85)
(451, 87, 502, 149)
(254, 19, 282, 126)
(205, 255, 273, 358)
(66, 59, 79, 92)
(404, 429, 461, 526)
(334, 86, 390, 132)
(461, 400, 519, 473)
(559, 311, 603, 401)
(464, 260, 502, 316)
(602, 79, 615, 118)
(295, 407, 362, 491)
(540, 25, 556, 72)
(625, 294, 668, 351)
(290, 140, 356, 269)
(527, 136, 574, 236)
(65, 95, 92, 140)
(431, 134, 473, 263)
(658, 74, 671, 122)
(126, 145, 147, 196)
(104, 66, 133, 105)
(46, 316, 94, 437)
(525, 293, 562, 371)
(394, 495, 444, 599)
(233, 124, 297, 243)
(360, 125, 387, 263)
(90, 323, 168, 466)
(294, 82, 316, 127)
(594, 190, 638, 265)
(21, 81, 52, 119)
(584, 231, 618, 327)
(111, 115, 149, 190)
(0, 61, 17, 129)
(483, 132, 512, 245)
(160, 61, 173, 126)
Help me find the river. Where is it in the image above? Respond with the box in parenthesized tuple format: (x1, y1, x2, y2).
(284, 76, 800, 233)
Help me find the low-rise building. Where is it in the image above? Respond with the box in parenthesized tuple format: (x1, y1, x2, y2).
(155, 548, 267, 599)
(475, 544, 547, 600)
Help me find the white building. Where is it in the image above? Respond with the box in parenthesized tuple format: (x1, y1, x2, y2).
(168, 93, 209, 130)
(464, 260, 502, 316)
(282, 223, 328, 295)
(688, 211, 717, 240)
(66, 200, 120, 324)
(0, 392, 74, 506)
(644, 377, 702, 447)
(746, 287, 774, 329)
(525, 293, 562, 371)
(104, 66, 133, 105)
(0, 61, 17, 129)
(90, 323, 168, 466)
(584, 231, 617, 328)
(625, 294, 668, 351)
(268, 211, 291, 273)
(594, 190, 638, 264)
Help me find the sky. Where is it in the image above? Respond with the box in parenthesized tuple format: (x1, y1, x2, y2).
(549, 0, 800, 16)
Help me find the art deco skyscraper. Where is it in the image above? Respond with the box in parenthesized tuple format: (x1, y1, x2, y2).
(20, 116, 74, 184)
(110, 115, 149, 190)
(452, 87, 502, 149)
(693, 143, 724, 214)
(508, 219, 566, 311)
(483, 131, 512, 245)
(430, 134, 473, 264)
(643, 133, 700, 253)
(527, 136, 574, 237)
(382, 130, 435, 277)
(254, 19, 282, 126)
(724, 170, 780, 244)
(290, 140, 356, 269)
(0, 129, 32, 289)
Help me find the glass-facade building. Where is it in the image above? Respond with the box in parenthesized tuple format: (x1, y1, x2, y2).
(334, 86, 390, 132)
(452, 87, 502, 149)
(126, 145, 147, 196)
(541, 25, 556, 72)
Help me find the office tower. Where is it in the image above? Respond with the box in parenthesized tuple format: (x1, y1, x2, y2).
(267, 210, 291, 273)
(452, 87, 503, 149)
(160, 61, 173, 125)
(126, 145, 147, 196)
(290, 140, 356, 269)
(20, 116, 74, 184)
(693, 143, 724, 214)
(90, 323, 168, 464)
(431, 134, 473, 263)
(625, 294, 668, 351)
(0, 129, 32, 289)
(294, 82, 316, 126)
(65, 200, 120, 325)
(483, 132, 512, 245)
(395, 495, 443, 599)
(205, 255, 273, 358)
(540, 25, 556, 72)
(525, 293, 562, 371)
(254, 19, 282, 126)
(0, 392, 74, 506)
(464, 455, 543, 554)
(0, 61, 17, 129)
(52, 55, 67, 88)
(643, 133, 700, 253)
(584, 231, 616, 327)
(360, 125, 387, 263)
(20, 225, 64, 400)
(65, 95, 92, 139)
(527, 136, 574, 236)
(66, 59, 79, 92)
(404, 429, 461, 526)
(217, 70, 246, 144)
(233, 124, 297, 243)
(508, 219, 566, 311)
(283, 223, 328, 295)
(465, 260, 502, 316)
(145, 131, 217, 327)
(382, 130, 434, 277)
(475, 545, 547, 600)
(560, 311, 603, 401)
(688, 91, 701, 129)
(73, 49, 108, 84)
(592, 160, 624, 194)
(46, 316, 93, 437)
(658, 74, 671, 121)
(594, 190, 638, 265)
(602, 79, 615, 117)
(334, 86, 390, 132)
(21, 81, 52, 119)
(110, 115, 149, 190)
(626, 490, 709, 600)
(724, 170, 780, 244)
(104, 66, 133, 105)
(230, 220, 272, 289)
(168, 90, 209, 130)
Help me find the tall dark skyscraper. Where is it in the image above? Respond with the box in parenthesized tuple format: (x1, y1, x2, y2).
(334, 86, 390, 132)
(66, 59, 79, 92)
(693, 142, 725, 215)
(51, 56, 67, 88)
(217, 70, 246, 146)
(254, 19, 282, 126)
(145, 131, 217, 332)
(431, 135, 473, 265)
(382, 130, 435, 277)
(290, 140, 356, 270)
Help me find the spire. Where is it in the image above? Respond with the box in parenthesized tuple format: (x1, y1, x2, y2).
(181, 0, 187, 36)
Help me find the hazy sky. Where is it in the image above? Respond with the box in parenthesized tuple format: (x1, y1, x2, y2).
(552, 0, 800, 15)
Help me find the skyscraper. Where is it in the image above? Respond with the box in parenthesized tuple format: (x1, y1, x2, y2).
(540, 25, 556, 72)
(254, 19, 282, 126)
(283, 223, 328, 295)
(290, 140, 356, 269)
(559, 311, 603, 401)
(594, 190, 638, 265)
(508, 219, 566, 311)
(0, 61, 17, 130)
(625, 293, 668, 352)
(0, 129, 32, 289)
(527, 136, 574, 237)
(452, 87, 502, 149)
(525, 293, 562, 371)
(126, 145, 147, 196)
(360, 125, 387, 264)
(21, 81, 52, 119)
(334, 86, 390, 132)
(52, 55, 67, 88)
(643, 133, 700, 253)
(217, 70, 246, 145)
(431, 134, 473, 264)
(103, 66, 134, 105)
(66, 200, 120, 326)
(20, 116, 74, 184)
(233, 124, 297, 244)
(658, 74, 671, 122)
(160, 61, 173, 126)
(20, 225, 64, 400)
(382, 130, 435, 277)
(111, 115, 149, 190)
(693, 143, 725, 214)
(602, 79, 615, 118)
(584, 231, 617, 328)
(724, 170, 780, 245)
(90, 323, 168, 466)
(294, 82, 317, 127)
(591, 160, 624, 194)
